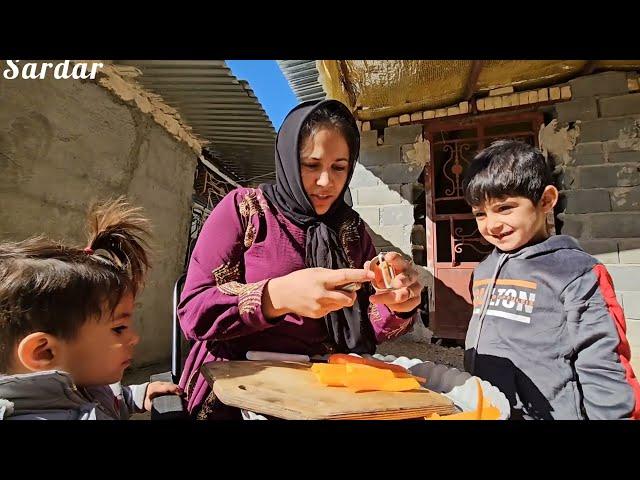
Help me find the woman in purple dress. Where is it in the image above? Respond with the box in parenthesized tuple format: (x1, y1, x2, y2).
(178, 99, 424, 419)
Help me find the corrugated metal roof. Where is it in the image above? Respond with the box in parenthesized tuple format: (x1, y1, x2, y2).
(115, 60, 276, 184)
(277, 60, 325, 103)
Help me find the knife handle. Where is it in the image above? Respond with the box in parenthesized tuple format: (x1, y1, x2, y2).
(246, 351, 311, 362)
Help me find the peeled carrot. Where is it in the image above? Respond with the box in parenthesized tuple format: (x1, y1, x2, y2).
(328, 354, 409, 374)
(394, 371, 427, 383)
(328, 354, 426, 383)
(378, 377, 421, 392)
(344, 364, 394, 392)
(311, 363, 422, 392)
(311, 364, 347, 386)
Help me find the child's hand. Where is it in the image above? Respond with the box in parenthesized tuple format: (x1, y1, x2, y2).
(144, 381, 183, 411)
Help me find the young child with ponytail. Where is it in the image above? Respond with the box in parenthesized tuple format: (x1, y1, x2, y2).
(0, 197, 181, 420)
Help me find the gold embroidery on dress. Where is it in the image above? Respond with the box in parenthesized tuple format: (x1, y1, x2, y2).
(368, 303, 384, 324)
(238, 189, 267, 248)
(196, 389, 218, 420)
(338, 213, 361, 268)
(185, 368, 200, 401)
(211, 260, 241, 285)
(244, 223, 256, 248)
(217, 279, 269, 315)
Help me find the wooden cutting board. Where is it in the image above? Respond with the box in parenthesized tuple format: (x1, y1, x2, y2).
(201, 360, 456, 420)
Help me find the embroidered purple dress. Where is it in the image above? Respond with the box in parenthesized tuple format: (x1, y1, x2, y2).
(178, 187, 416, 417)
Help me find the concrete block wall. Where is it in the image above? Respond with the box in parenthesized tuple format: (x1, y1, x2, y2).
(351, 124, 433, 343)
(0, 74, 196, 367)
(350, 125, 425, 258)
(553, 71, 640, 371)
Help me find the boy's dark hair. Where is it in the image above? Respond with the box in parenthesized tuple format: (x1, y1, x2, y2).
(463, 139, 554, 207)
(0, 197, 151, 372)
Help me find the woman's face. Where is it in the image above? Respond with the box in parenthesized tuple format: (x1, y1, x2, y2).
(299, 127, 350, 215)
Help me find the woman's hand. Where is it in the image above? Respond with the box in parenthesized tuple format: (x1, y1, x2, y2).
(365, 252, 423, 313)
(263, 268, 375, 319)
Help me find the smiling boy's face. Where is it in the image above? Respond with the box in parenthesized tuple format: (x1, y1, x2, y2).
(471, 186, 557, 252)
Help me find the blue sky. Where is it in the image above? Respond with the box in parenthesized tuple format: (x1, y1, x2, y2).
(226, 60, 298, 130)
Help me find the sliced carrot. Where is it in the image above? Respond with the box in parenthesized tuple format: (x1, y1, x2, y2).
(312, 361, 425, 392)
(345, 363, 394, 390)
(312, 364, 348, 386)
(394, 372, 427, 383)
(328, 354, 408, 374)
(379, 377, 421, 392)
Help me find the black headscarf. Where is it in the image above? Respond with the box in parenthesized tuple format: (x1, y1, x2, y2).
(260, 99, 376, 354)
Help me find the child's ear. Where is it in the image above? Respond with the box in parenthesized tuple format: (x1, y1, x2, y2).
(16, 333, 61, 372)
(540, 185, 559, 213)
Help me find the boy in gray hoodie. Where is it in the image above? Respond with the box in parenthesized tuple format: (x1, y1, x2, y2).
(0, 198, 181, 420)
(463, 140, 639, 420)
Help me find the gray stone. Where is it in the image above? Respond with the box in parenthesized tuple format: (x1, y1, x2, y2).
(574, 153, 606, 166)
(381, 204, 415, 226)
(556, 97, 599, 122)
(357, 185, 406, 205)
(605, 140, 639, 153)
(379, 225, 412, 247)
(607, 265, 640, 291)
(349, 164, 381, 188)
(558, 167, 579, 189)
(609, 151, 640, 164)
(575, 142, 604, 157)
(401, 183, 416, 203)
(619, 239, 640, 264)
(569, 71, 629, 98)
(563, 189, 610, 213)
(577, 240, 619, 263)
(627, 320, 640, 354)
(369, 166, 383, 179)
(359, 145, 400, 167)
(354, 206, 380, 226)
(579, 164, 640, 188)
(412, 225, 426, 245)
(369, 234, 392, 249)
(383, 124, 423, 145)
(360, 130, 379, 149)
(558, 214, 584, 238)
(599, 93, 640, 118)
(611, 187, 640, 212)
(366, 225, 412, 254)
(578, 117, 640, 143)
(591, 213, 640, 238)
(623, 292, 640, 320)
(382, 162, 423, 184)
(389, 183, 419, 203)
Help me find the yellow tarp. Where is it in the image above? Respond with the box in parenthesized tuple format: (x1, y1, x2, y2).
(317, 60, 640, 120)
